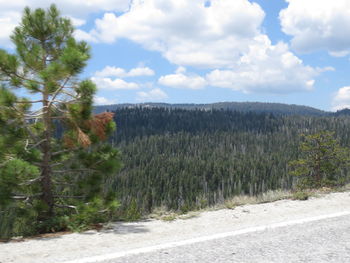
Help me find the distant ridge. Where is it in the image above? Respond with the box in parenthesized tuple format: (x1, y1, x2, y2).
(333, 108, 350, 116)
(94, 101, 327, 116)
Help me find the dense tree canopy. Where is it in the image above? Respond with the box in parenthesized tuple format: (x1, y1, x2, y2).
(106, 107, 350, 213)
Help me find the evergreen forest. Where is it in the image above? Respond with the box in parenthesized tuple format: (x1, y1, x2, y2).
(105, 107, 350, 213)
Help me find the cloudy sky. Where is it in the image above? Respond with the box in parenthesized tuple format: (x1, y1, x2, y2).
(1, 0, 350, 111)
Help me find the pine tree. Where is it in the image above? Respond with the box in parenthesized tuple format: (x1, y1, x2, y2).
(289, 131, 349, 189)
(0, 5, 121, 237)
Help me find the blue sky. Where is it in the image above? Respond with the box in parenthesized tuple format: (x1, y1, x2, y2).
(1, 0, 350, 111)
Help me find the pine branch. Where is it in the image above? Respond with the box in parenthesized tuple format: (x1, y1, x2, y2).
(24, 114, 45, 119)
(51, 103, 69, 114)
(11, 193, 42, 200)
(24, 138, 46, 152)
(53, 181, 75, 186)
(51, 99, 78, 105)
(15, 100, 44, 104)
(0, 65, 44, 87)
(22, 124, 41, 142)
(29, 139, 47, 149)
(24, 139, 29, 152)
(32, 161, 65, 168)
(54, 195, 85, 199)
(49, 116, 67, 119)
(52, 148, 80, 156)
(54, 204, 77, 210)
(60, 90, 78, 99)
(48, 77, 71, 108)
(24, 114, 66, 120)
(19, 176, 43, 186)
(0, 158, 14, 168)
(52, 168, 96, 173)
(50, 162, 65, 167)
(24, 107, 47, 118)
(10, 105, 25, 116)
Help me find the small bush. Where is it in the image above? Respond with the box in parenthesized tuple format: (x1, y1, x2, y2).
(66, 198, 120, 232)
(122, 199, 142, 221)
(292, 191, 310, 200)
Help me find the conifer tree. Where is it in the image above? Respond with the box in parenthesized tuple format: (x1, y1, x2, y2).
(0, 5, 121, 237)
(289, 131, 349, 189)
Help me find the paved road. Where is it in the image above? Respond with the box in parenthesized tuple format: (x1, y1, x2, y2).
(103, 214, 350, 263)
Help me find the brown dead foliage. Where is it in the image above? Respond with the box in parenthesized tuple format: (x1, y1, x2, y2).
(63, 112, 114, 148)
(77, 127, 91, 147)
(63, 135, 76, 149)
(87, 112, 114, 141)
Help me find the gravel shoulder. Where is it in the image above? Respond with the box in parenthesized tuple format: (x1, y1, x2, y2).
(1, 191, 350, 263)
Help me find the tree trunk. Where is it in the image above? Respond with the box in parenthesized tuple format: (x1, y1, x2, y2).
(40, 92, 54, 219)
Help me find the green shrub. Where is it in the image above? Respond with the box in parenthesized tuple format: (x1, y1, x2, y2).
(122, 199, 141, 221)
(66, 198, 120, 232)
(292, 191, 310, 200)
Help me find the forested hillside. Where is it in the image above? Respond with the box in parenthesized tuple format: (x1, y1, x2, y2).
(106, 107, 350, 213)
(95, 102, 327, 116)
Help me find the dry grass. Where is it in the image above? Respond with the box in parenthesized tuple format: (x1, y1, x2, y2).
(149, 206, 178, 221)
(224, 190, 292, 209)
(149, 206, 200, 221)
(178, 212, 200, 220)
(147, 186, 350, 222)
(160, 214, 178, 221)
(335, 183, 350, 192)
(257, 190, 292, 203)
(224, 195, 257, 209)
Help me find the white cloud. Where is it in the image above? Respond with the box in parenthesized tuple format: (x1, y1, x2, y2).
(80, 0, 320, 94)
(95, 66, 126, 78)
(91, 77, 139, 90)
(74, 29, 98, 42)
(128, 67, 155, 77)
(0, 11, 21, 47)
(0, 0, 131, 46)
(317, 66, 335, 73)
(206, 37, 318, 93)
(0, 0, 131, 17)
(175, 67, 186, 74)
(68, 16, 86, 27)
(332, 87, 350, 111)
(136, 88, 168, 102)
(95, 66, 155, 78)
(280, 0, 350, 56)
(93, 95, 117, 105)
(83, 0, 265, 68)
(0, 0, 324, 96)
(158, 38, 319, 93)
(159, 67, 207, 90)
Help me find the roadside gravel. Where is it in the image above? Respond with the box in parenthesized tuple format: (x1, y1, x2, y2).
(1, 191, 350, 263)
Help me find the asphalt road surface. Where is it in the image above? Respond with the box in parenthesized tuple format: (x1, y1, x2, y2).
(102, 214, 350, 263)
